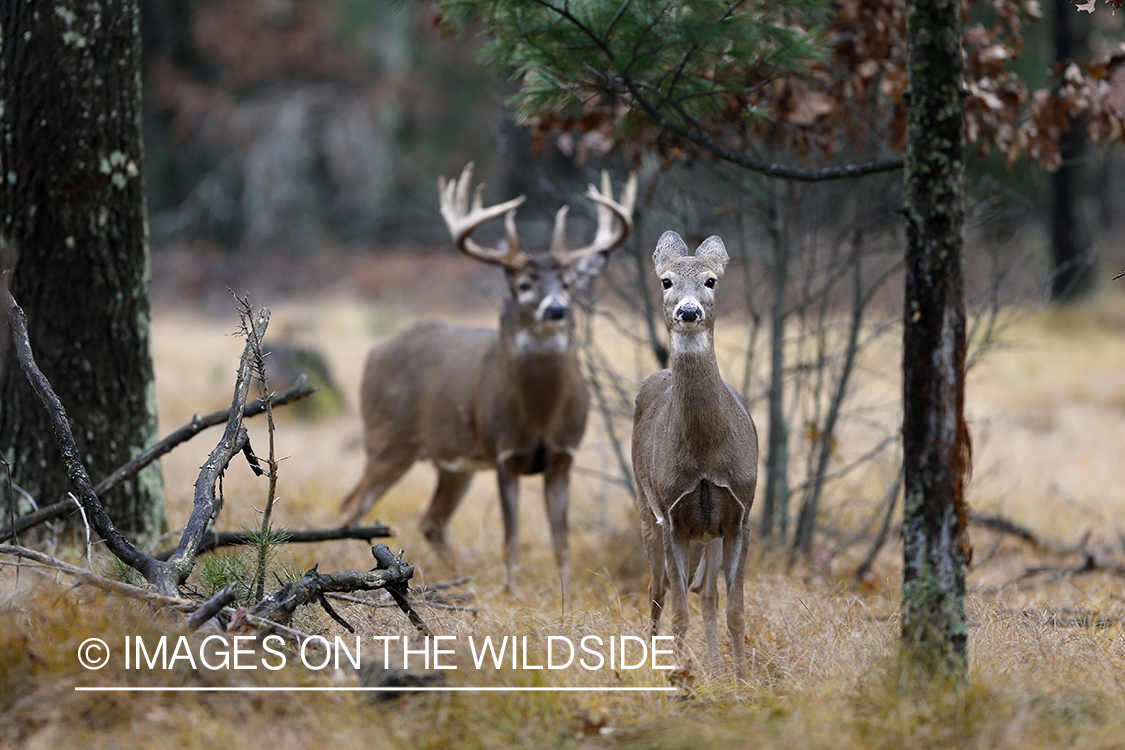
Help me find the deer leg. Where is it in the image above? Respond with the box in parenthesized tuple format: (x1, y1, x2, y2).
(420, 468, 475, 564)
(643, 523, 668, 638)
(496, 460, 521, 593)
(338, 447, 414, 526)
(692, 538, 723, 673)
(661, 519, 692, 658)
(723, 525, 750, 678)
(635, 483, 668, 636)
(543, 453, 573, 597)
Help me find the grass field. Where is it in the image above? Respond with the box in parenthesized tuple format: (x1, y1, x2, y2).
(4, 263, 1125, 749)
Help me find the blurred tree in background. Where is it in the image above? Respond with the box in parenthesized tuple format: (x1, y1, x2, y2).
(140, 0, 515, 250)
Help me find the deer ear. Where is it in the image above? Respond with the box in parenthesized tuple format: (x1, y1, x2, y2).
(695, 235, 729, 275)
(653, 230, 689, 269)
(571, 251, 608, 289)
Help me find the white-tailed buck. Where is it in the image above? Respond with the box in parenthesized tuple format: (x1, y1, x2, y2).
(341, 163, 637, 593)
(631, 230, 759, 675)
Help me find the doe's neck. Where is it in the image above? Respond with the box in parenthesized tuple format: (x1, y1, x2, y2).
(668, 328, 730, 439)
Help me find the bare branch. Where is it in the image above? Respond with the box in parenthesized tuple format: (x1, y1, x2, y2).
(186, 583, 239, 631)
(0, 544, 193, 609)
(151, 523, 396, 562)
(249, 544, 427, 635)
(2, 287, 158, 580)
(969, 512, 1041, 548)
(160, 306, 271, 593)
(0, 381, 317, 544)
(2, 286, 273, 596)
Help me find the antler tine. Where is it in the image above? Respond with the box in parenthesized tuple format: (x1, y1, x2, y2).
(438, 162, 527, 268)
(562, 170, 638, 264)
(549, 205, 571, 264)
(504, 209, 521, 260)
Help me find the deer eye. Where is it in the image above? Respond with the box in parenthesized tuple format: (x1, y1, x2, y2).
(704, 278, 716, 289)
(518, 280, 533, 292)
(661, 278, 672, 290)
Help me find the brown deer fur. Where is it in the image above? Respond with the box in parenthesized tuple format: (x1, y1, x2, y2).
(341, 164, 636, 594)
(632, 230, 759, 674)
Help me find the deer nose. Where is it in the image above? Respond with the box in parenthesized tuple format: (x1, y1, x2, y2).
(677, 302, 702, 323)
(542, 300, 568, 320)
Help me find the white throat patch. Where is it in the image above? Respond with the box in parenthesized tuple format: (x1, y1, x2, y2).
(515, 329, 571, 355)
(671, 330, 711, 354)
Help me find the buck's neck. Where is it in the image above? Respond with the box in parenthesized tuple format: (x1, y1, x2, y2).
(496, 300, 580, 420)
(669, 328, 729, 445)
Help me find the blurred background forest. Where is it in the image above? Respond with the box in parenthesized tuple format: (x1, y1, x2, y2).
(141, 0, 1124, 274)
(144, 0, 604, 261)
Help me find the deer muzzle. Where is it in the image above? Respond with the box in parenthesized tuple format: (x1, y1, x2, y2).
(675, 300, 704, 324)
(538, 294, 569, 322)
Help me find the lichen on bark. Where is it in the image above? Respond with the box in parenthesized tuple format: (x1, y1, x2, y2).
(0, 0, 165, 540)
(899, 0, 971, 679)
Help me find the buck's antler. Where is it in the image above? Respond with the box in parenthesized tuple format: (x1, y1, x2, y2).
(438, 162, 527, 269)
(550, 170, 638, 265)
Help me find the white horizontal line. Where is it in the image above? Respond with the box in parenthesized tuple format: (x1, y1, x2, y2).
(75, 686, 677, 693)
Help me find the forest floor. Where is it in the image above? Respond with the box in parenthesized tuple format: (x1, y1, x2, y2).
(4, 248, 1125, 749)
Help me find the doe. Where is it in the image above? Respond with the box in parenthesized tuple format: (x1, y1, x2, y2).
(631, 230, 759, 674)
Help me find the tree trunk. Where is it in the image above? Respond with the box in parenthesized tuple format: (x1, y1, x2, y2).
(759, 179, 790, 546)
(1049, 0, 1095, 302)
(1, 0, 165, 540)
(900, 0, 972, 676)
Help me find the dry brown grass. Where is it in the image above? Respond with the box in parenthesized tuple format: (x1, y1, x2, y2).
(4, 283, 1125, 749)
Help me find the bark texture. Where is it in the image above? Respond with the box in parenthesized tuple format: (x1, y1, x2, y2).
(900, 0, 972, 674)
(1, 0, 164, 538)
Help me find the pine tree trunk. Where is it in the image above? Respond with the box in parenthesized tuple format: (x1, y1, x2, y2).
(900, 0, 972, 676)
(1, 0, 165, 540)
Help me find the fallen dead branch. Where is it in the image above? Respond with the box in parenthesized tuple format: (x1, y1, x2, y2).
(2, 289, 423, 619)
(0, 382, 317, 544)
(152, 523, 396, 561)
(0, 542, 427, 636)
(0, 543, 196, 610)
(1008, 550, 1125, 589)
(161, 304, 270, 594)
(186, 583, 239, 631)
(249, 544, 427, 635)
(4, 286, 196, 593)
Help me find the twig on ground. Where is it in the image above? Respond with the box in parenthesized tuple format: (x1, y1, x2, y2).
(413, 576, 473, 593)
(326, 574, 478, 615)
(69, 492, 94, 572)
